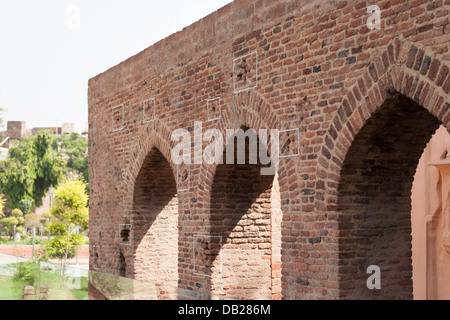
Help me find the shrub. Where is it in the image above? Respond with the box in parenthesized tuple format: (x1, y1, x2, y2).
(12, 261, 37, 286)
(24, 237, 41, 245)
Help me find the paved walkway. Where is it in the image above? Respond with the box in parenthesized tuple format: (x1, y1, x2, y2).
(0, 246, 89, 269)
(0, 253, 28, 266)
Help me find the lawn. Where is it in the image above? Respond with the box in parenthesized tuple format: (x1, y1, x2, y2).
(0, 261, 88, 300)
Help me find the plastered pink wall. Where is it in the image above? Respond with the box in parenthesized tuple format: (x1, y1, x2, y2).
(412, 126, 450, 300)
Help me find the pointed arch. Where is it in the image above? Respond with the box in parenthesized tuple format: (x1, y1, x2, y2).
(320, 40, 450, 299)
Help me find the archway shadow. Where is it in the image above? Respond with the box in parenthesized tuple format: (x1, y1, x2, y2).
(128, 148, 179, 295)
(202, 127, 279, 300)
(337, 91, 441, 300)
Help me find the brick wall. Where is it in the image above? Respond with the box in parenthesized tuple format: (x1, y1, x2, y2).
(6, 121, 26, 141)
(89, 0, 450, 300)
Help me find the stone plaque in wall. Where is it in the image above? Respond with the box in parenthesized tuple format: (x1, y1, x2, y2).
(193, 235, 222, 278)
(112, 105, 125, 132)
(207, 97, 221, 122)
(119, 224, 132, 246)
(233, 51, 258, 94)
(279, 128, 300, 159)
(142, 98, 156, 123)
(177, 163, 190, 192)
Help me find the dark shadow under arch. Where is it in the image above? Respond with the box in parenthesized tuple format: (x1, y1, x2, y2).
(204, 126, 282, 300)
(337, 91, 442, 300)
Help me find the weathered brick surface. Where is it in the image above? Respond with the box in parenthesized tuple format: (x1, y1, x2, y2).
(89, 0, 450, 299)
(6, 121, 26, 141)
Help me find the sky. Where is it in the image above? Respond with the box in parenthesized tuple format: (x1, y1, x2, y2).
(0, 0, 233, 131)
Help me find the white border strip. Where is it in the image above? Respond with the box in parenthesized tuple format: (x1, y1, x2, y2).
(193, 235, 223, 278)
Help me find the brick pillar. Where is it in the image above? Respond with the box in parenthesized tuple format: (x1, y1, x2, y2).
(39, 284, 49, 300)
(22, 286, 35, 300)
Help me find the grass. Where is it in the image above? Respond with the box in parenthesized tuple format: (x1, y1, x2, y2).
(0, 238, 46, 246)
(69, 277, 89, 300)
(0, 261, 88, 300)
(0, 275, 22, 300)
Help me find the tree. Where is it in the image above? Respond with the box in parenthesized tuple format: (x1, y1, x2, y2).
(24, 212, 41, 231)
(12, 261, 37, 287)
(11, 208, 24, 227)
(11, 208, 23, 218)
(0, 217, 18, 239)
(0, 194, 6, 218)
(0, 131, 66, 208)
(18, 198, 34, 216)
(32, 131, 66, 207)
(45, 179, 88, 273)
(0, 160, 35, 209)
(52, 133, 88, 185)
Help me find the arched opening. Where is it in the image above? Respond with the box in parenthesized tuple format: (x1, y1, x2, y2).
(337, 91, 441, 300)
(207, 127, 282, 300)
(131, 148, 179, 288)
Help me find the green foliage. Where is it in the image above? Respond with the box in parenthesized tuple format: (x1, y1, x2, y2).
(0, 216, 18, 237)
(40, 211, 52, 226)
(20, 234, 28, 241)
(0, 131, 66, 208)
(52, 133, 88, 185)
(50, 179, 89, 231)
(0, 160, 35, 208)
(44, 179, 88, 263)
(24, 237, 42, 246)
(45, 236, 76, 260)
(12, 261, 37, 287)
(18, 198, 34, 216)
(11, 208, 23, 218)
(0, 194, 6, 218)
(70, 277, 89, 300)
(32, 131, 66, 207)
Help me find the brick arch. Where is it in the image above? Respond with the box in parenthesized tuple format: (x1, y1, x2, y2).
(118, 120, 179, 285)
(126, 120, 177, 192)
(199, 90, 284, 196)
(319, 40, 450, 299)
(194, 90, 285, 300)
(321, 40, 450, 183)
(197, 90, 286, 235)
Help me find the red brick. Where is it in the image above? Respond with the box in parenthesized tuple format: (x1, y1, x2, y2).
(88, 0, 450, 301)
(428, 59, 441, 81)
